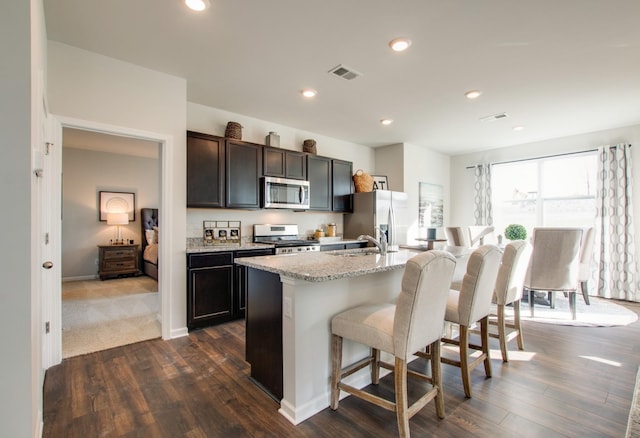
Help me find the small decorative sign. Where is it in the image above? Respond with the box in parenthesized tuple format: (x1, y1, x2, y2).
(372, 175, 389, 191)
(203, 220, 241, 244)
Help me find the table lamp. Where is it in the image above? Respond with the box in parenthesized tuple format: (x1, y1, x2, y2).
(106, 212, 129, 245)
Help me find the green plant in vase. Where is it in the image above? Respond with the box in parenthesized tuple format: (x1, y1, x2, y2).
(504, 224, 527, 241)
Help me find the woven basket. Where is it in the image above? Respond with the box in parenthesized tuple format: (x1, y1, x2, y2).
(225, 122, 243, 140)
(303, 139, 317, 154)
(353, 169, 374, 192)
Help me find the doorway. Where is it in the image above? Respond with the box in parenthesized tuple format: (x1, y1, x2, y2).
(61, 128, 161, 358)
(45, 116, 174, 367)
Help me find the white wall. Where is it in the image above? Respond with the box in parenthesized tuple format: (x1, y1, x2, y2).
(450, 124, 640, 254)
(186, 102, 376, 237)
(62, 147, 159, 279)
(48, 42, 188, 335)
(375, 143, 451, 242)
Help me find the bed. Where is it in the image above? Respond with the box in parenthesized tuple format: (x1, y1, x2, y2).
(140, 208, 159, 280)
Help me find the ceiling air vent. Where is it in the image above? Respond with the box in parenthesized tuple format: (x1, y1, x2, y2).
(479, 112, 509, 122)
(328, 64, 362, 80)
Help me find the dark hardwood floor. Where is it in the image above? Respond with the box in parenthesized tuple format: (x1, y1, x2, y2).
(43, 301, 640, 437)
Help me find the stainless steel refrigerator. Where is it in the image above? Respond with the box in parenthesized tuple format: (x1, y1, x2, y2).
(343, 191, 409, 252)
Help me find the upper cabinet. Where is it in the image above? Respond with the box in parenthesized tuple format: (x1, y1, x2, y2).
(307, 155, 332, 211)
(331, 159, 353, 212)
(263, 147, 307, 180)
(187, 131, 225, 208)
(226, 140, 262, 209)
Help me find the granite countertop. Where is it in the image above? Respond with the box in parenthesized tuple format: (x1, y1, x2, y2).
(234, 248, 420, 282)
(187, 241, 274, 253)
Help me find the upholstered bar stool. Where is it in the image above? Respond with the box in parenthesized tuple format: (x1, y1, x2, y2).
(441, 245, 502, 398)
(330, 251, 456, 438)
(490, 240, 532, 362)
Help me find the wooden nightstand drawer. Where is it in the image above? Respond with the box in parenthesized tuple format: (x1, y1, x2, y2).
(98, 244, 140, 280)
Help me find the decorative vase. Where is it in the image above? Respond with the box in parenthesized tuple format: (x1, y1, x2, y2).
(265, 131, 280, 147)
(225, 121, 243, 140)
(303, 139, 317, 154)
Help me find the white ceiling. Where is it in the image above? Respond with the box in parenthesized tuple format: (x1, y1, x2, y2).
(44, 0, 640, 155)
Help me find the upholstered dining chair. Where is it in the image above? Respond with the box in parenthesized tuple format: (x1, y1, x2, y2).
(330, 251, 456, 438)
(445, 227, 471, 247)
(578, 227, 595, 305)
(441, 244, 502, 398)
(468, 226, 495, 247)
(524, 228, 583, 320)
(490, 240, 532, 362)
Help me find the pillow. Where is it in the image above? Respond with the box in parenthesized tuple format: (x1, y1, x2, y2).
(152, 226, 159, 244)
(145, 230, 156, 245)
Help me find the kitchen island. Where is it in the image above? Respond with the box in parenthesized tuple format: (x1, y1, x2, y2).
(235, 248, 421, 425)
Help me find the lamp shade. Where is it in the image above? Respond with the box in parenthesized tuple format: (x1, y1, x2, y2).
(106, 212, 129, 225)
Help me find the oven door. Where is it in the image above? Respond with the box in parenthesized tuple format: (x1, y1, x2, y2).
(263, 177, 310, 209)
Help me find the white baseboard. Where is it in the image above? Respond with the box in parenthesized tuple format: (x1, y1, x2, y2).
(170, 327, 188, 339)
(62, 275, 97, 282)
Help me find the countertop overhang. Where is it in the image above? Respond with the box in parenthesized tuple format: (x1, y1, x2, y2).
(234, 248, 420, 282)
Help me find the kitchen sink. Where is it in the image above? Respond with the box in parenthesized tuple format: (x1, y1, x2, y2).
(328, 248, 380, 257)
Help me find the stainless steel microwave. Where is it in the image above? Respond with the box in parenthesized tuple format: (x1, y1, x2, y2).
(262, 176, 310, 209)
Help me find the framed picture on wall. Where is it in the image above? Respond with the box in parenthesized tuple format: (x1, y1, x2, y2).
(99, 191, 136, 221)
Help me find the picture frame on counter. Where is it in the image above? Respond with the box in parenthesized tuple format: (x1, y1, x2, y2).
(203, 220, 241, 244)
(371, 175, 389, 191)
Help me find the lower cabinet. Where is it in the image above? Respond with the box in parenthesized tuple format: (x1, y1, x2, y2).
(187, 248, 275, 330)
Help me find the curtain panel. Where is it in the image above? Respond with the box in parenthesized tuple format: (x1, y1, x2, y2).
(473, 164, 493, 226)
(594, 143, 639, 301)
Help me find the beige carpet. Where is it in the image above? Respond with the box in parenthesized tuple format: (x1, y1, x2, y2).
(62, 276, 161, 358)
(502, 295, 638, 327)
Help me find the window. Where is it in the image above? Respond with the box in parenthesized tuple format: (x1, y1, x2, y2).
(491, 152, 597, 236)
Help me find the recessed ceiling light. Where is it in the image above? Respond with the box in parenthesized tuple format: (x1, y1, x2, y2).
(301, 89, 317, 98)
(184, 0, 210, 11)
(513, 125, 525, 131)
(389, 37, 412, 52)
(380, 119, 394, 126)
(465, 90, 482, 99)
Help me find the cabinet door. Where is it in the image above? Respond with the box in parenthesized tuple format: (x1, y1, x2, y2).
(188, 264, 234, 329)
(234, 248, 275, 317)
(226, 140, 262, 209)
(187, 131, 225, 208)
(263, 147, 285, 177)
(285, 151, 307, 180)
(332, 159, 353, 212)
(307, 155, 332, 211)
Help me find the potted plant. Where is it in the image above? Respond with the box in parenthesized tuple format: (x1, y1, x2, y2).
(504, 224, 527, 241)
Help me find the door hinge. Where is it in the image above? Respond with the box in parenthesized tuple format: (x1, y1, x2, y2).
(45, 142, 53, 155)
(45, 321, 50, 334)
(45, 232, 49, 244)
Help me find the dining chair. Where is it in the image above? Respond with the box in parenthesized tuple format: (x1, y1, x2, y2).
(578, 227, 595, 305)
(445, 227, 471, 247)
(330, 251, 456, 438)
(524, 228, 583, 320)
(490, 240, 532, 362)
(441, 244, 502, 398)
(468, 226, 495, 247)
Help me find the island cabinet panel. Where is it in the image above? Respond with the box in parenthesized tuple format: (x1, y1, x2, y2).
(226, 140, 263, 209)
(233, 248, 275, 317)
(187, 131, 225, 208)
(331, 158, 353, 212)
(307, 155, 332, 211)
(263, 147, 307, 181)
(187, 252, 234, 329)
(245, 268, 283, 401)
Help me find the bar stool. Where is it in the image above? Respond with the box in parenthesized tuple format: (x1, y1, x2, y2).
(330, 251, 456, 438)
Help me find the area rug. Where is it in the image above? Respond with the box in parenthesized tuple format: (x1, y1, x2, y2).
(627, 366, 640, 437)
(498, 296, 638, 327)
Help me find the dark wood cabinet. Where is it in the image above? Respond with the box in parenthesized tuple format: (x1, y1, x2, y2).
(233, 248, 274, 317)
(263, 147, 306, 180)
(307, 155, 332, 211)
(187, 252, 234, 329)
(187, 131, 225, 208)
(331, 158, 353, 212)
(226, 140, 262, 209)
(98, 244, 140, 280)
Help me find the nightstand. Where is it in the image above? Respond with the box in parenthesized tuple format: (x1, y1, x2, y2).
(98, 244, 140, 280)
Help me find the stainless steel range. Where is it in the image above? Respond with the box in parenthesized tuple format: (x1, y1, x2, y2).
(253, 224, 320, 254)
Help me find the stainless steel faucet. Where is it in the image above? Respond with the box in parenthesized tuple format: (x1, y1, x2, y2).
(357, 228, 388, 255)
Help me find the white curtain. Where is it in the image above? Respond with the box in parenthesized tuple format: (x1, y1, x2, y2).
(594, 143, 639, 301)
(473, 164, 493, 226)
